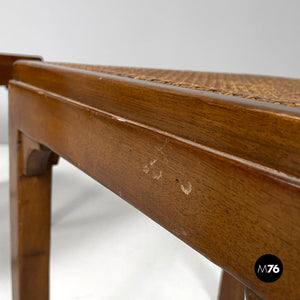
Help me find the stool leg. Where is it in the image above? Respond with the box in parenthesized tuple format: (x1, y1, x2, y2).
(218, 270, 245, 300)
(10, 131, 58, 300)
(245, 287, 264, 300)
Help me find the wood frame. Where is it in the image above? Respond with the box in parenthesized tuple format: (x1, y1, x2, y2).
(1, 54, 300, 299)
(0, 54, 41, 86)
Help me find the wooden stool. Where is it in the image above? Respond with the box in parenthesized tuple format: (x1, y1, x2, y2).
(1, 53, 299, 300)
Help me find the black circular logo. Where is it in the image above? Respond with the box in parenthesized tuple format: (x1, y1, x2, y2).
(255, 254, 283, 282)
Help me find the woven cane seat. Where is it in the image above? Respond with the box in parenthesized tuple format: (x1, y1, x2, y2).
(51, 63, 300, 108)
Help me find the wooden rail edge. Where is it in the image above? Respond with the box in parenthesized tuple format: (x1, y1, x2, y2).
(8, 78, 300, 299)
(12, 60, 300, 179)
(0, 54, 42, 86)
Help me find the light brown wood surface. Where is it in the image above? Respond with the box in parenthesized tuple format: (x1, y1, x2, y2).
(2, 55, 300, 299)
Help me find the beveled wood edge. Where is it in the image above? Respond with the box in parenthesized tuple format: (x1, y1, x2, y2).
(14, 60, 300, 115)
(9, 81, 300, 299)
(8, 79, 300, 189)
(218, 271, 245, 300)
(12, 60, 300, 180)
(0, 53, 42, 63)
(0, 54, 42, 86)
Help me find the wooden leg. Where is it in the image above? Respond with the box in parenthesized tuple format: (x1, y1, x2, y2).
(218, 270, 245, 300)
(9, 131, 58, 300)
(245, 287, 264, 300)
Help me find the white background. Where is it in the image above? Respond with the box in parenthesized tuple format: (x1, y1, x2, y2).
(0, 0, 299, 299)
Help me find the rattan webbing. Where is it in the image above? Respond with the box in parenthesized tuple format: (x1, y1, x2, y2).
(50, 63, 300, 107)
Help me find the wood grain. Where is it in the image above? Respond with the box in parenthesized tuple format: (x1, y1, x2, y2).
(245, 288, 264, 300)
(8, 78, 300, 300)
(12, 61, 300, 179)
(218, 271, 245, 300)
(0, 54, 41, 85)
(9, 116, 57, 299)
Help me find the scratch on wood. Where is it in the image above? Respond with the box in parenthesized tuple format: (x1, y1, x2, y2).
(150, 159, 157, 166)
(143, 165, 150, 174)
(181, 181, 192, 195)
(156, 139, 169, 154)
(153, 170, 162, 180)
